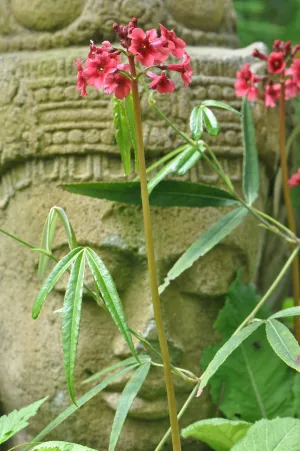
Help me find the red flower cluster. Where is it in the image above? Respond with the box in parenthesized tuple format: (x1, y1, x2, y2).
(234, 40, 300, 108)
(288, 169, 300, 188)
(75, 18, 192, 99)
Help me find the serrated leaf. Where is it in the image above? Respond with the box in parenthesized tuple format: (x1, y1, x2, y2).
(62, 250, 86, 404)
(86, 248, 137, 359)
(202, 107, 220, 136)
(202, 100, 242, 115)
(242, 98, 259, 205)
(61, 180, 239, 209)
(269, 306, 300, 320)
(159, 207, 248, 293)
(0, 397, 47, 444)
(190, 106, 203, 139)
(32, 441, 97, 451)
(109, 361, 151, 451)
(32, 248, 83, 319)
(124, 93, 138, 172)
(113, 98, 131, 176)
(266, 319, 300, 371)
(232, 417, 300, 450)
(181, 418, 251, 451)
(31, 365, 139, 444)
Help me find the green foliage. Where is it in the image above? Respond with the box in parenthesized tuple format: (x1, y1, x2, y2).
(113, 98, 132, 176)
(181, 418, 251, 451)
(190, 106, 204, 139)
(266, 319, 300, 371)
(0, 397, 47, 444)
(202, 107, 220, 136)
(124, 93, 138, 171)
(242, 99, 259, 206)
(201, 274, 296, 422)
(32, 441, 97, 451)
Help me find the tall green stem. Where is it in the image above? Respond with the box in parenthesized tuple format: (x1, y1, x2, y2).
(279, 74, 300, 342)
(128, 56, 182, 451)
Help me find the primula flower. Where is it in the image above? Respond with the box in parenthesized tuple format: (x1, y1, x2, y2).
(104, 64, 132, 99)
(83, 53, 117, 89)
(160, 24, 186, 58)
(148, 72, 175, 93)
(128, 28, 167, 66)
(234, 63, 258, 101)
(287, 58, 300, 89)
(74, 59, 87, 97)
(268, 52, 286, 74)
(167, 52, 193, 87)
(288, 169, 300, 188)
(285, 77, 298, 99)
(265, 82, 280, 107)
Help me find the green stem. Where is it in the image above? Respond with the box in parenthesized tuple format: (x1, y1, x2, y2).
(128, 55, 182, 451)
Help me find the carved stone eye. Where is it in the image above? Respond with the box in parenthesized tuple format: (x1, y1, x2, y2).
(166, 0, 225, 31)
(11, 0, 86, 31)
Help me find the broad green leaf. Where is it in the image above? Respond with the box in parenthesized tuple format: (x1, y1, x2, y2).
(202, 100, 242, 116)
(266, 319, 300, 371)
(61, 180, 239, 209)
(232, 417, 300, 450)
(82, 355, 150, 384)
(124, 93, 138, 172)
(269, 306, 300, 320)
(202, 107, 220, 136)
(32, 441, 97, 451)
(291, 185, 300, 213)
(31, 365, 139, 443)
(181, 418, 251, 451)
(177, 145, 204, 176)
(201, 274, 296, 422)
(159, 207, 248, 293)
(113, 98, 131, 176)
(189, 106, 203, 139)
(242, 98, 259, 205)
(62, 250, 86, 404)
(199, 321, 263, 392)
(109, 361, 151, 451)
(32, 247, 83, 319)
(0, 397, 47, 444)
(86, 248, 137, 359)
(292, 373, 300, 417)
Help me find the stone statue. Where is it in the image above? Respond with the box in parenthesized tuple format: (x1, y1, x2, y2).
(0, 1, 280, 450)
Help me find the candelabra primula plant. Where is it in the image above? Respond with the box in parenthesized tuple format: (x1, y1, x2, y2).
(2, 21, 300, 451)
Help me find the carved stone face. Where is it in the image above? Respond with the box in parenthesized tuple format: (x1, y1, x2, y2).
(0, 42, 280, 450)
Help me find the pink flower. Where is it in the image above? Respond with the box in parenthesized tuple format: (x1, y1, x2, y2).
(268, 52, 286, 74)
(128, 28, 166, 66)
(167, 52, 193, 87)
(82, 53, 117, 89)
(285, 77, 298, 99)
(265, 82, 280, 107)
(287, 58, 300, 90)
(104, 64, 132, 99)
(74, 59, 87, 97)
(288, 169, 300, 188)
(148, 72, 175, 94)
(160, 24, 186, 58)
(234, 63, 258, 101)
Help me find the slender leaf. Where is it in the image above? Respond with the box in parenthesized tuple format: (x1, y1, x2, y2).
(202, 100, 242, 116)
(31, 365, 139, 444)
(54, 207, 78, 251)
(113, 98, 131, 176)
(61, 180, 239, 209)
(181, 418, 251, 451)
(124, 93, 138, 172)
(177, 145, 204, 176)
(269, 306, 300, 320)
(62, 250, 86, 404)
(190, 106, 204, 139)
(242, 98, 259, 205)
(0, 397, 47, 444)
(32, 247, 83, 319)
(109, 361, 151, 451)
(32, 442, 97, 451)
(159, 207, 248, 293)
(266, 319, 300, 371)
(199, 321, 263, 392)
(202, 107, 220, 136)
(86, 248, 137, 359)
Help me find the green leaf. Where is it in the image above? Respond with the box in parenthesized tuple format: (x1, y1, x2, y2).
(201, 274, 296, 422)
(109, 361, 151, 451)
(62, 250, 86, 404)
(202, 107, 220, 136)
(0, 397, 47, 444)
(242, 98, 259, 205)
(61, 180, 239, 209)
(291, 185, 300, 213)
(202, 100, 242, 116)
(32, 247, 83, 319)
(232, 417, 300, 450)
(159, 207, 248, 293)
(124, 93, 138, 172)
(269, 306, 300, 320)
(31, 365, 139, 444)
(199, 321, 263, 392)
(190, 106, 203, 139)
(177, 145, 204, 176)
(113, 98, 131, 176)
(266, 319, 300, 371)
(32, 441, 97, 451)
(181, 418, 251, 451)
(85, 248, 137, 359)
